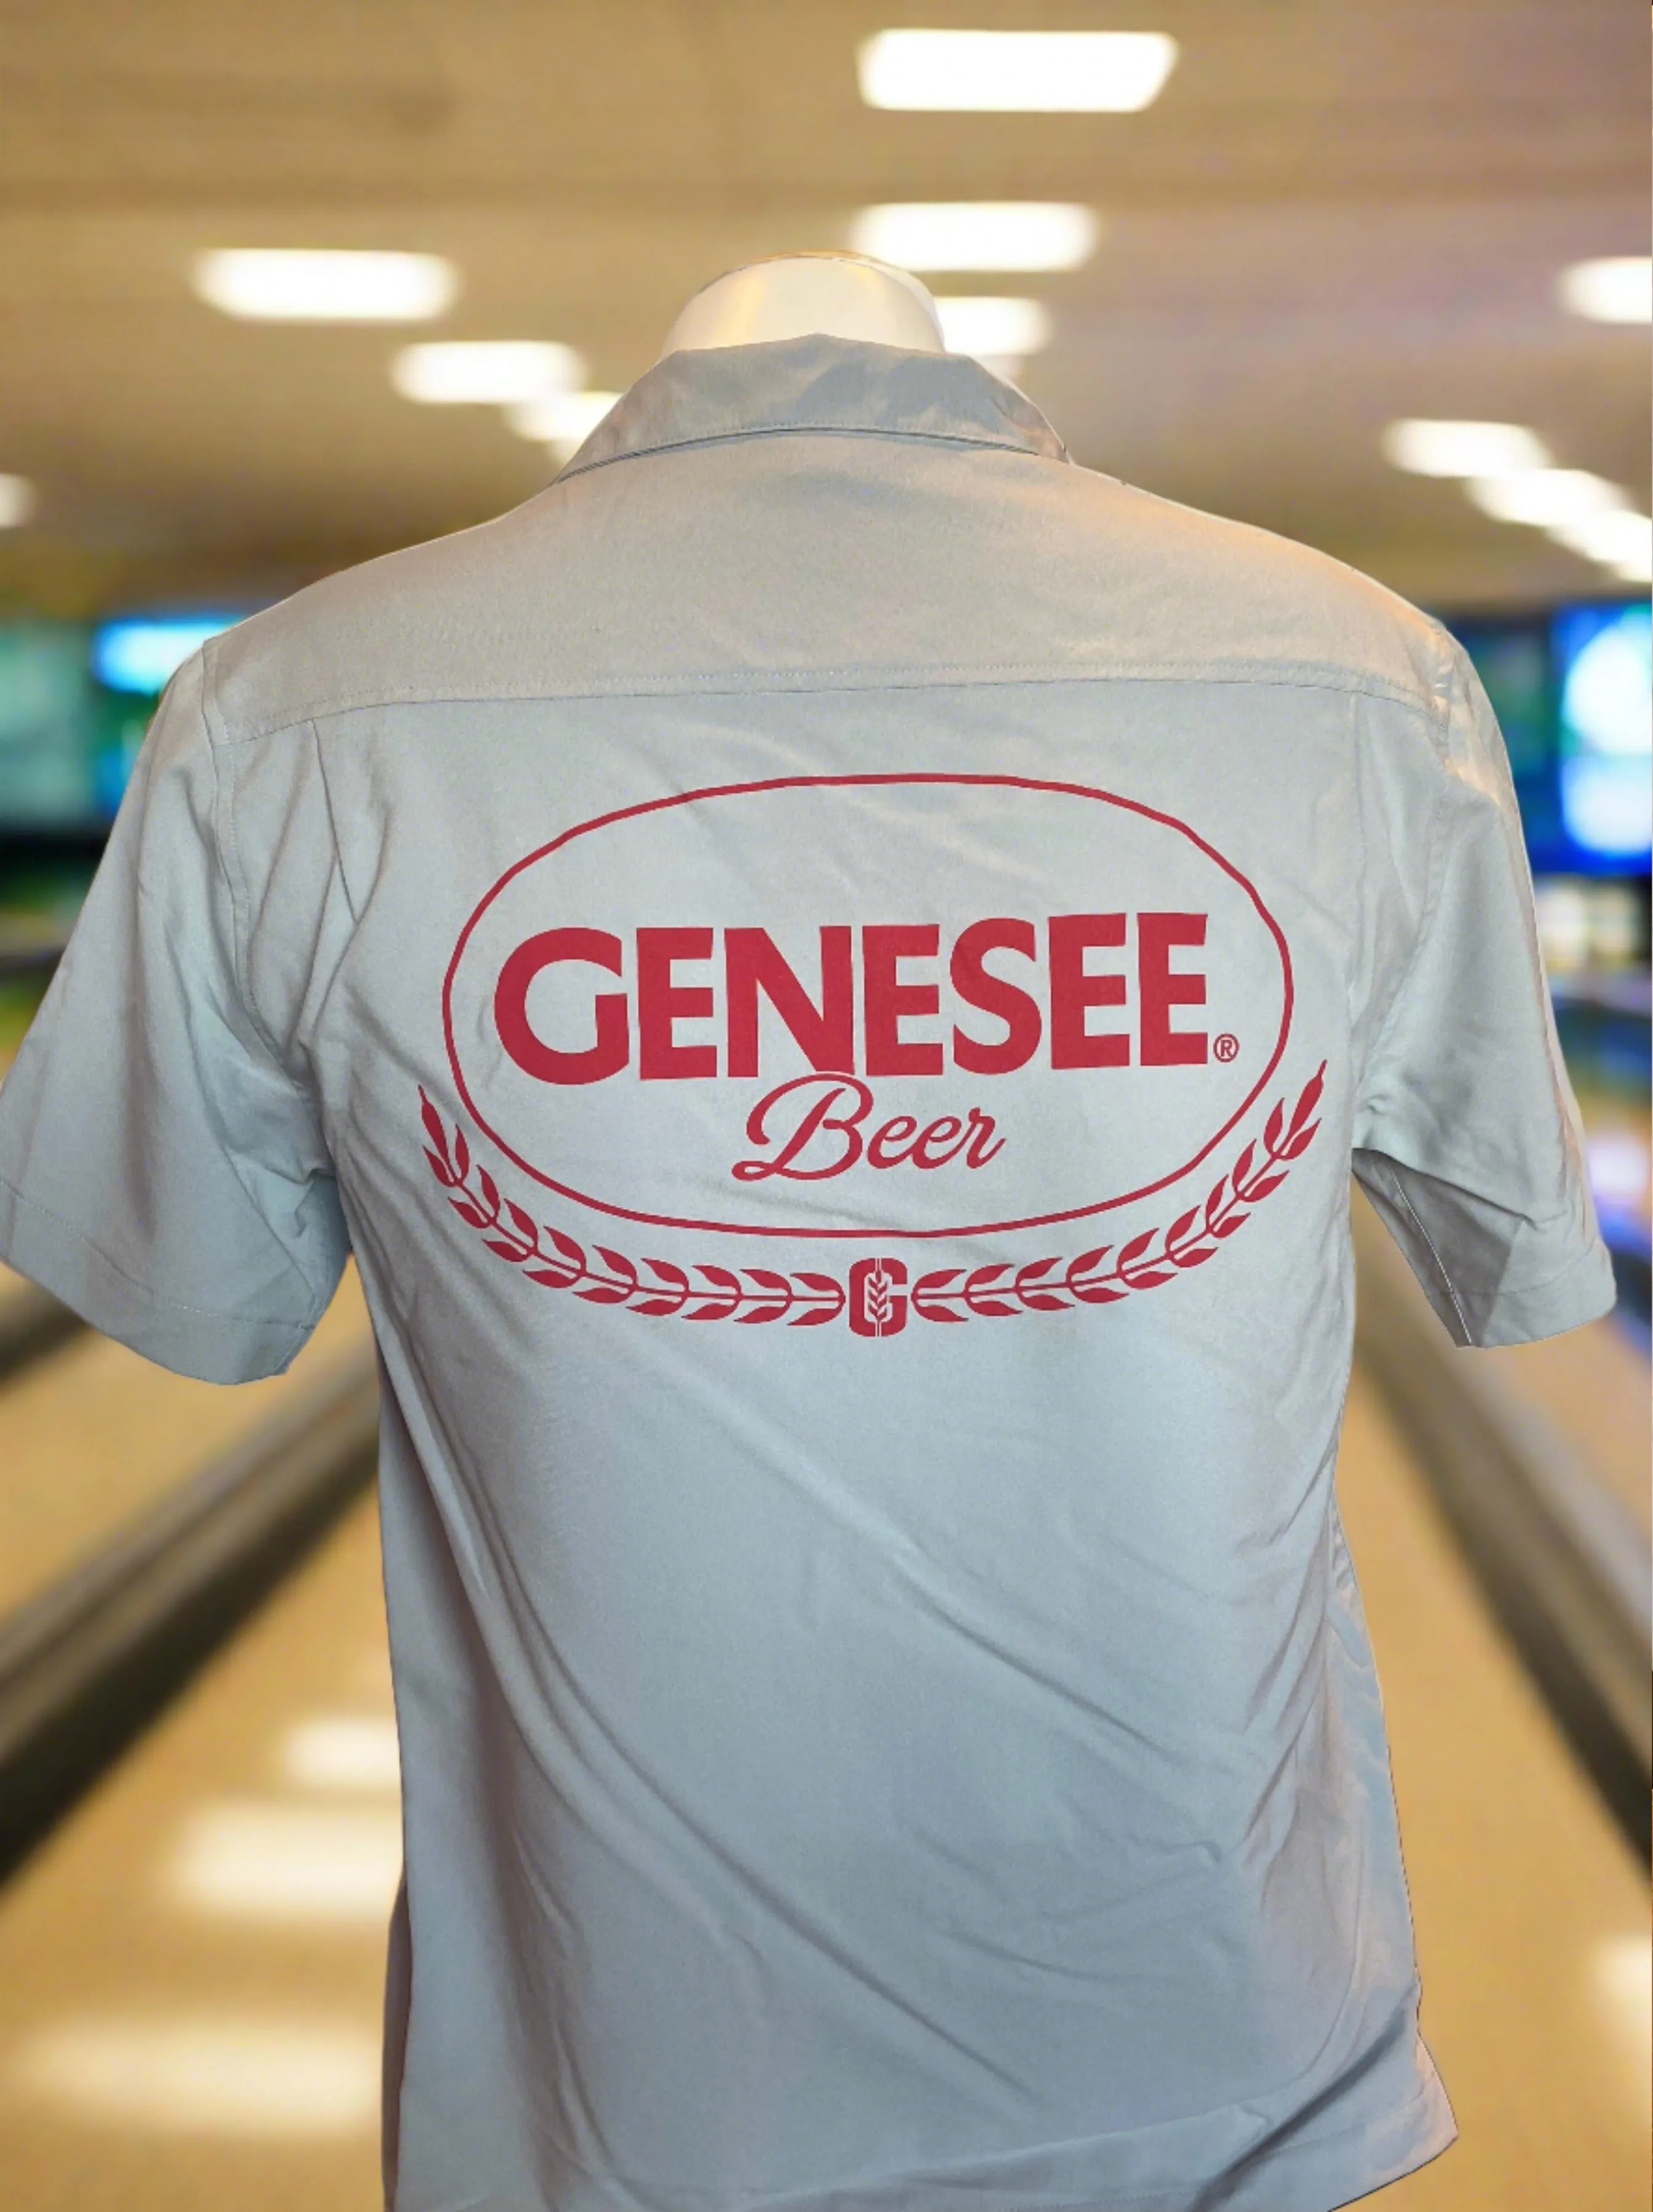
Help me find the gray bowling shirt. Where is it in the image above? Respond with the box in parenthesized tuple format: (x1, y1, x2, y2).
(0, 338, 1613, 2212)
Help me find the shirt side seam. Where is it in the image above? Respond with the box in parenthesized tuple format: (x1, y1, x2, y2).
(1386, 1175, 1473, 1339)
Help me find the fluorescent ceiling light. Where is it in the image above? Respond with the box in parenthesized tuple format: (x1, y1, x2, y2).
(858, 29, 1176, 111)
(0, 474, 36, 528)
(193, 250, 456, 323)
(282, 1716, 401, 1792)
(934, 296, 1052, 359)
(1547, 510, 1653, 568)
(14, 2018, 381, 2136)
(169, 1801, 403, 1921)
(392, 341, 584, 405)
(850, 202, 1098, 273)
(1467, 469, 1628, 526)
(508, 388, 622, 458)
(1382, 419, 1551, 478)
(1559, 256, 1653, 324)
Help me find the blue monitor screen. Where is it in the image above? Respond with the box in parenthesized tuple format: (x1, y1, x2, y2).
(1553, 601, 1652, 865)
(1449, 598, 1651, 877)
(0, 612, 251, 831)
(91, 613, 242, 696)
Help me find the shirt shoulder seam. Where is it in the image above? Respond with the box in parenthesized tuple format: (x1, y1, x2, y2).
(1350, 633, 1456, 1103)
(200, 641, 294, 1071)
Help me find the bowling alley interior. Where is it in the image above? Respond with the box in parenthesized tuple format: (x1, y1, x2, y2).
(0, 6, 1647, 2210)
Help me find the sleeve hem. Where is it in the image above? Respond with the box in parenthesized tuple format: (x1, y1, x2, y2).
(0, 1174, 312, 1385)
(1454, 1239, 1619, 1349)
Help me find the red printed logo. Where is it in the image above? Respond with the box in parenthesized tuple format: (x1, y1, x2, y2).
(440, 774, 1293, 1242)
(422, 772, 1322, 1342)
(849, 1258, 910, 1338)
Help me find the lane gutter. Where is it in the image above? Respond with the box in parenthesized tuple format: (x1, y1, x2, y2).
(0, 938, 84, 1381)
(1354, 1200, 1651, 1863)
(0, 1282, 82, 1381)
(0, 1346, 378, 1882)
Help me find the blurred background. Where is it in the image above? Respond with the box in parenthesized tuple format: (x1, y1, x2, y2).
(0, 6, 1646, 2208)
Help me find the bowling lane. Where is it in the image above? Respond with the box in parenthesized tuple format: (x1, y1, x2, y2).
(1478, 1309, 1650, 1542)
(1334, 1374, 1650, 2211)
(1556, 969, 1652, 1344)
(0, 1496, 394, 2212)
(0, 1270, 371, 1620)
(0, 1371, 1645, 2212)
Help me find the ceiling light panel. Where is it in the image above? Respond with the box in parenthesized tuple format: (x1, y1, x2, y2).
(934, 297, 1053, 359)
(194, 250, 457, 323)
(1547, 511, 1653, 567)
(0, 474, 36, 528)
(392, 341, 584, 405)
(1467, 470, 1629, 526)
(850, 203, 1098, 273)
(858, 29, 1178, 112)
(509, 389, 622, 456)
(1559, 257, 1653, 325)
(1381, 419, 1552, 478)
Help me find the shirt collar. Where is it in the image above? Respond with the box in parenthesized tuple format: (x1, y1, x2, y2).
(558, 333, 1069, 479)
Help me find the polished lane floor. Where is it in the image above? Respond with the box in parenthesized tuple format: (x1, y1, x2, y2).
(0, 1269, 370, 1618)
(0, 1368, 1645, 2211)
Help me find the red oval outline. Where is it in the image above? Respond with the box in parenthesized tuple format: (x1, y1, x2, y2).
(442, 773, 1294, 1240)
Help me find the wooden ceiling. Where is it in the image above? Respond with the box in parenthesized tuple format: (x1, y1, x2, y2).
(0, 0, 1645, 616)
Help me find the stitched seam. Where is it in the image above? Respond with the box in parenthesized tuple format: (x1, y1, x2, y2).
(1354, 671, 1453, 1111)
(0, 1170, 312, 1336)
(1387, 1176, 1471, 1338)
(548, 2072, 1445, 2211)
(212, 689, 288, 1069)
(309, 716, 359, 922)
(214, 662, 1440, 747)
(186, 659, 335, 1331)
(1433, 1237, 1609, 1304)
(204, 644, 261, 1046)
(557, 417, 1065, 482)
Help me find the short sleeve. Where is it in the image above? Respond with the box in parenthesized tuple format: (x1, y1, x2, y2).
(1352, 640, 1615, 1347)
(0, 651, 349, 1382)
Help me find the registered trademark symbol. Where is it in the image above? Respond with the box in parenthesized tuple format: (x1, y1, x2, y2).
(1214, 1033, 1239, 1062)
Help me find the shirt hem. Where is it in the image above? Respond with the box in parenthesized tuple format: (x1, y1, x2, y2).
(445, 2051, 1457, 2212)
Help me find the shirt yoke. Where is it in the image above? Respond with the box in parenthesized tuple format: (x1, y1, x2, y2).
(201, 431, 1452, 750)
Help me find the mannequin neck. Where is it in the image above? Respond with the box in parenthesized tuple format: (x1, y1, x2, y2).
(659, 254, 945, 359)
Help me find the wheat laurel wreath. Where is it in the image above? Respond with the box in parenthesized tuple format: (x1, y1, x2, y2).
(418, 1064, 1325, 1330)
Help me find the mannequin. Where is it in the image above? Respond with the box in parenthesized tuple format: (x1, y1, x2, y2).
(659, 252, 945, 359)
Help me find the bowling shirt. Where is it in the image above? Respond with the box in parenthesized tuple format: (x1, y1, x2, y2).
(0, 336, 1614, 2212)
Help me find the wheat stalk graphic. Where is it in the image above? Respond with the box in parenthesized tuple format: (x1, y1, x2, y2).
(418, 1061, 1325, 1334)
